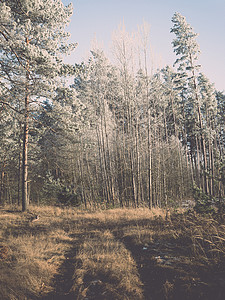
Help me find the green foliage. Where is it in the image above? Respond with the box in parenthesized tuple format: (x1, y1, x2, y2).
(192, 183, 214, 214)
(0, 9, 224, 211)
(42, 173, 61, 204)
(57, 186, 80, 207)
(218, 160, 225, 186)
(43, 173, 80, 207)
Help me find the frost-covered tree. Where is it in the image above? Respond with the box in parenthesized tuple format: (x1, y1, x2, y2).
(0, 107, 20, 204)
(72, 50, 119, 206)
(0, 0, 75, 210)
(171, 12, 209, 194)
(171, 13, 200, 74)
(216, 92, 225, 197)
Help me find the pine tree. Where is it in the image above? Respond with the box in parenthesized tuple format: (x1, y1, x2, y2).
(0, 0, 75, 210)
(171, 12, 209, 194)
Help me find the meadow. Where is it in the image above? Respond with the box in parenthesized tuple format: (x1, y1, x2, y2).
(0, 205, 225, 299)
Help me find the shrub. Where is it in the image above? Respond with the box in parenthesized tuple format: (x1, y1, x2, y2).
(57, 186, 80, 207)
(192, 183, 215, 214)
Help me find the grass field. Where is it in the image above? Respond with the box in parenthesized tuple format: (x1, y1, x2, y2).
(0, 205, 225, 299)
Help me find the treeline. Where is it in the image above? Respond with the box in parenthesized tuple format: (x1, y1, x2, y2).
(0, 5, 224, 210)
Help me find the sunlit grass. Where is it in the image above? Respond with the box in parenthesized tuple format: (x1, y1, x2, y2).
(72, 230, 144, 299)
(0, 204, 224, 299)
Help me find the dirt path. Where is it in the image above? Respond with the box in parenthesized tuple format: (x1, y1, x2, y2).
(40, 232, 85, 300)
(41, 246, 76, 299)
(2, 208, 225, 300)
(113, 222, 225, 300)
(40, 215, 225, 300)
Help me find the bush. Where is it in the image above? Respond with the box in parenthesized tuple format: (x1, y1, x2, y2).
(42, 172, 81, 206)
(57, 186, 80, 207)
(193, 183, 215, 214)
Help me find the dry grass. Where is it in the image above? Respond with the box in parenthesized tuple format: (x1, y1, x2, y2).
(0, 206, 76, 299)
(0, 205, 225, 299)
(72, 230, 143, 299)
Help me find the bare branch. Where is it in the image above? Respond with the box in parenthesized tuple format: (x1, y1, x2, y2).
(0, 100, 23, 114)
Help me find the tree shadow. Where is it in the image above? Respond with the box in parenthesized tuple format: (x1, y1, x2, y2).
(40, 232, 85, 300)
(112, 219, 225, 300)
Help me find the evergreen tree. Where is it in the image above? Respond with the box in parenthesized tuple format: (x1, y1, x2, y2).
(0, 0, 75, 210)
(171, 12, 208, 194)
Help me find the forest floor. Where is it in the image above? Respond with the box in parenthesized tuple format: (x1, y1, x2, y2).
(0, 205, 225, 300)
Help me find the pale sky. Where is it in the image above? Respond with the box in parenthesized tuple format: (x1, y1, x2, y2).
(62, 0, 225, 91)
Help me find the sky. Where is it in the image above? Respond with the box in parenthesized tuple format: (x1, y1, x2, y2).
(62, 0, 225, 91)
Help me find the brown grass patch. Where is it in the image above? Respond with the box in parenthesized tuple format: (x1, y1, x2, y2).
(0, 206, 76, 299)
(0, 205, 225, 300)
(72, 229, 143, 299)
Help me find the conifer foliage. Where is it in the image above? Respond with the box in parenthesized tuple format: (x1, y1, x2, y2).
(171, 12, 224, 206)
(0, 0, 75, 210)
(0, 8, 224, 210)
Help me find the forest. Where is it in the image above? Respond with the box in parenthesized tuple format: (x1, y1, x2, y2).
(0, 1, 224, 212)
(1, 1, 225, 300)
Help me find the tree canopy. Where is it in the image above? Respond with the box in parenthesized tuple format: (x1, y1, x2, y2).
(0, 7, 224, 211)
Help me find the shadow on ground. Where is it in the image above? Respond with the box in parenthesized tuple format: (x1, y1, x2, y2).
(33, 214, 225, 300)
(40, 232, 85, 300)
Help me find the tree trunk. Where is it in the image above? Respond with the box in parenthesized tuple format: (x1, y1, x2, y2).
(78, 153, 87, 209)
(0, 168, 5, 205)
(22, 93, 29, 211)
(147, 110, 152, 209)
(22, 37, 30, 212)
(17, 141, 22, 206)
